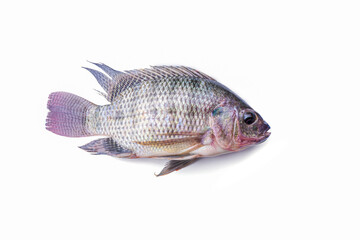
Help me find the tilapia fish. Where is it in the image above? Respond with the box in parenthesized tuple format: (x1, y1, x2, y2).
(46, 63, 271, 176)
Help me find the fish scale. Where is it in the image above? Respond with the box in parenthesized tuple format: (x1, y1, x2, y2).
(90, 77, 224, 156)
(46, 63, 270, 176)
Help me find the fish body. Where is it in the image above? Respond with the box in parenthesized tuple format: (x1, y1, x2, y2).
(46, 63, 270, 176)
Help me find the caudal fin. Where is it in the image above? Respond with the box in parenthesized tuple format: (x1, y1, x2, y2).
(46, 92, 96, 137)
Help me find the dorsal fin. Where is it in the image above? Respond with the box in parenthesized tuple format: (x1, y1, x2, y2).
(82, 67, 113, 93)
(87, 61, 124, 79)
(108, 66, 217, 101)
(84, 63, 216, 102)
(112, 66, 216, 83)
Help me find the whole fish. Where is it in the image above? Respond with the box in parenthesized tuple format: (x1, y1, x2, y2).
(46, 63, 271, 176)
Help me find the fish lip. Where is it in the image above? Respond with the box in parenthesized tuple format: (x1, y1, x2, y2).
(237, 130, 271, 146)
(260, 123, 271, 139)
(235, 124, 271, 146)
(257, 130, 271, 143)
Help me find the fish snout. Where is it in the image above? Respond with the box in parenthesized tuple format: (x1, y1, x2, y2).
(260, 121, 271, 136)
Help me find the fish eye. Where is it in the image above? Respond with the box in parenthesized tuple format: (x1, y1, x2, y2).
(243, 111, 256, 125)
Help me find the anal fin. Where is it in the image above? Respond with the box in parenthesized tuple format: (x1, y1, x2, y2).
(79, 138, 133, 158)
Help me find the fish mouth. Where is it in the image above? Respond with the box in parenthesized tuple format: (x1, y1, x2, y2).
(263, 130, 271, 139)
(259, 123, 271, 142)
(255, 130, 270, 144)
(239, 129, 271, 145)
(264, 131, 271, 137)
(259, 130, 270, 138)
(235, 123, 271, 146)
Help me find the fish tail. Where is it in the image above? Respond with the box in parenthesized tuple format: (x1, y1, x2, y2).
(46, 92, 97, 137)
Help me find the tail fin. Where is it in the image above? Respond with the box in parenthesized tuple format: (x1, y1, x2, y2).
(46, 92, 96, 137)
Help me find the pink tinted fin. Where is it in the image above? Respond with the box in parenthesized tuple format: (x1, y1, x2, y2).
(46, 92, 96, 137)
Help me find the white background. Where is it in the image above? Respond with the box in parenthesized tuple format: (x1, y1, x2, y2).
(1, 0, 359, 239)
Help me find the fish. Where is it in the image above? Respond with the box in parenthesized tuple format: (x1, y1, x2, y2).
(46, 62, 271, 176)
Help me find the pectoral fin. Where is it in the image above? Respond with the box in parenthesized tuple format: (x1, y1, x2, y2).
(135, 132, 210, 156)
(155, 155, 200, 177)
(135, 132, 203, 146)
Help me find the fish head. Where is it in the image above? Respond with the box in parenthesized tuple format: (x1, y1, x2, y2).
(234, 108, 271, 147)
(210, 104, 270, 151)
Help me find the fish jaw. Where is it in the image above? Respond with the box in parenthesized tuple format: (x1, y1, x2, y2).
(258, 131, 271, 143)
(236, 130, 271, 147)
